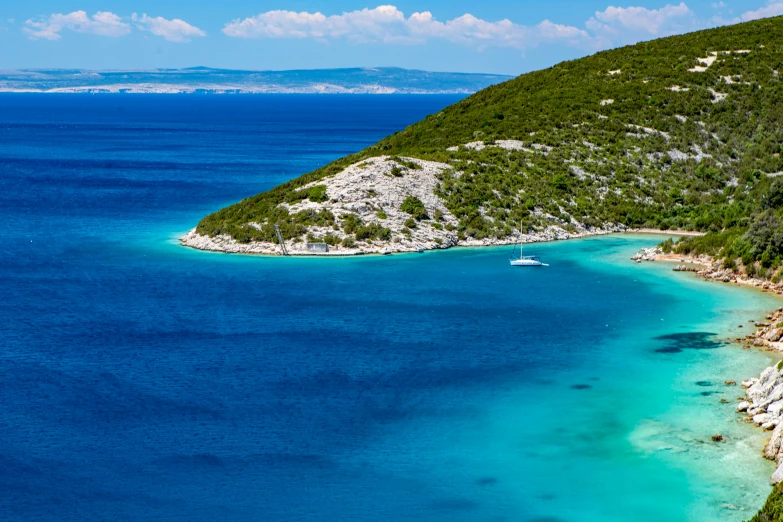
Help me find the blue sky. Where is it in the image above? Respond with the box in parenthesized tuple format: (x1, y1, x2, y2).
(1, 1, 781, 74)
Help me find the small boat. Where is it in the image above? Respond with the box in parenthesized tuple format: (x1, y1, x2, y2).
(510, 252, 547, 267)
(509, 227, 548, 267)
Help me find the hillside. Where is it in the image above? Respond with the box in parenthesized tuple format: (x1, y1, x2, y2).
(0, 67, 510, 94)
(190, 16, 783, 257)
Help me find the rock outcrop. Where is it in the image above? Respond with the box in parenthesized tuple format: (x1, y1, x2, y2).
(631, 247, 662, 262)
(740, 364, 783, 483)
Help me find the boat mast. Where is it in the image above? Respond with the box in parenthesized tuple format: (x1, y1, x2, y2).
(519, 221, 523, 259)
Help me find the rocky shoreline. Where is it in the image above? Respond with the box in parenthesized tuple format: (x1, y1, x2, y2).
(180, 225, 631, 256)
(632, 247, 783, 293)
(633, 247, 783, 486)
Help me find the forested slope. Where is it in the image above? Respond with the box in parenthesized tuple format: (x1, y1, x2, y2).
(195, 16, 783, 258)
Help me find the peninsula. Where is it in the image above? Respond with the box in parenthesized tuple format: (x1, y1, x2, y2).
(187, 17, 783, 260)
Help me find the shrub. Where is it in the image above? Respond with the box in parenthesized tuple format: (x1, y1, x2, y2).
(307, 185, 328, 202)
(745, 210, 783, 259)
(376, 210, 388, 219)
(390, 157, 421, 170)
(342, 214, 362, 234)
(551, 174, 570, 192)
(355, 222, 391, 241)
(323, 234, 340, 246)
(404, 217, 417, 229)
(390, 166, 404, 177)
(747, 484, 783, 522)
(400, 196, 429, 220)
(341, 236, 356, 248)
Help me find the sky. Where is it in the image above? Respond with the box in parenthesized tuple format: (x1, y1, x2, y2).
(1, 1, 781, 75)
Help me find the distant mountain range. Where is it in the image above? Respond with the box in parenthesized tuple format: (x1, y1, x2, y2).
(0, 67, 512, 94)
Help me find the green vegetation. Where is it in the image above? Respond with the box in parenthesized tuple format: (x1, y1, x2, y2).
(400, 196, 429, 220)
(322, 234, 340, 246)
(287, 184, 329, 204)
(355, 222, 391, 241)
(747, 484, 783, 522)
(196, 16, 783, 257)
(341, 213, 362, 235)
(390, 156, 422, 170)
(669, 181, 783, 278)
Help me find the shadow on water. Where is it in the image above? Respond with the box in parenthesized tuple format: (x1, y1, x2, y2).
(570, 384, 592, 390)
(652, 332, 726, 353)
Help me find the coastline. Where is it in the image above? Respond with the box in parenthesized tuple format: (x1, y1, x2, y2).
(179, 226, 701, 257)
(633, 246, 783, 496)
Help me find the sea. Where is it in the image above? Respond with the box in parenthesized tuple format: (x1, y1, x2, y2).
(0, 94, 781, 522)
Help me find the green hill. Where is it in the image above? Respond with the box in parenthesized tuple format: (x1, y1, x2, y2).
(193, 16, 783, 260)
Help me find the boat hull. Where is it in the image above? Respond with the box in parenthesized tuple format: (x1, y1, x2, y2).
(510, 259, 547, 267)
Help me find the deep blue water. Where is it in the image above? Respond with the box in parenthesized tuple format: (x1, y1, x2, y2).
(1, 95, 781, 521)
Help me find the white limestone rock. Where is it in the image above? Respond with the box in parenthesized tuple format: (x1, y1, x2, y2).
(769, 400, 783, 417)
(754, 413, 773, 425)
(772, 462, 783, 484)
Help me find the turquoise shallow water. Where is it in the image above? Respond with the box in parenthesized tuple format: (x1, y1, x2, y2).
(165, 233, 782, 521)
(1, 95, 781, 521)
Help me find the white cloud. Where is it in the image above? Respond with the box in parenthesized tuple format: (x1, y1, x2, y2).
(586, 3, 695, 39)
(7, 18, 15, 24)
(711, 1, 726, 8)
(24, 10, 130, 40)
(222, 5, 595, 50)
(132, 13, 205, 42)
(741, 2, 783, 21)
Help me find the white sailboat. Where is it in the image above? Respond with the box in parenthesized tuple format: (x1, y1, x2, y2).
(510, 225, 548, 267)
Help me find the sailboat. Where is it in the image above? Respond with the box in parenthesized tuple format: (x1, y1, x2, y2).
(510, 225, 548, 267)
